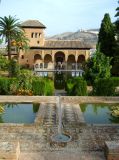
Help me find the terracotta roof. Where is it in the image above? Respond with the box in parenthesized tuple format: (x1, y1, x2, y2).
(43, 40, 92, 49)
(21, 20, 46, 28)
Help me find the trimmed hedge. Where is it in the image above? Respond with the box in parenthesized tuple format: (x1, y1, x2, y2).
(0, 77, 17, 95)
(32, 78, 45, 95)
(0, 76, 54, 96)
(110, 77, 119, 87)
(66, 77, 87, 96)
(93, 78, 116, 96)
(44, 78, 54, 96)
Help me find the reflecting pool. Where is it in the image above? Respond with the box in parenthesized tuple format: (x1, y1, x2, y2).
(0, 103, 40, 123)
(80, 103, 119, 124)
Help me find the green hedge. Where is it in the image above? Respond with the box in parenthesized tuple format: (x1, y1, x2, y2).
(0, 77, 18, 95)
(93, 78, 116, 96)
(110, 77, 119, 87)
(32, 78, 45, 95)
(66, 77, 87, 96)
(0, 76, 54, 96)
(44, 78, 54, 96)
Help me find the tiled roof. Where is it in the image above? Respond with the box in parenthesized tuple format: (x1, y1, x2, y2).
(43, 40, 92, 49)
(21, 20, 46, 28)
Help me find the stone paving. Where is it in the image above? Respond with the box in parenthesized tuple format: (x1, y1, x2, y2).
(0, 96, 119, 159)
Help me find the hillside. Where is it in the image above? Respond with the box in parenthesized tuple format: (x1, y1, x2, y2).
(47, 29, 98, 46)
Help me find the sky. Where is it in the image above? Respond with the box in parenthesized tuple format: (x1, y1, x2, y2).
(0, 0, 118, 36)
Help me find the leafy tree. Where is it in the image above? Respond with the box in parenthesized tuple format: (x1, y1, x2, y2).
(11, 31, 29, 63)
(98, 13, 116, 57)
(0, 15, 21, 60)
(84, 45, 112, 84)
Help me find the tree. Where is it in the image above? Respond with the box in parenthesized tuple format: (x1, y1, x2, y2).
(111, 1, 119, 76)
(0, 15, 21, 60)
(115, 1, 119, 36)
(98, 13, 116, 57)
(11, 31, 29, 63)
(84, 45, 112, 84)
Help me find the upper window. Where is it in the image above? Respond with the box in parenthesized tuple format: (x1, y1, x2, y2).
(39, 33, 41, 38)
(35, 33, 37, 38)
(31, 33, 34, 38)
(21, 55, 24, 59)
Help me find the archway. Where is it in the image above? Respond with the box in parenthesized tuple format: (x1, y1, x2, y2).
(67, 54, 76, 70)
(44, 54, 53, 69)
(54, 52, 65, 89)
(34, 54, 42, 63)
(77, 55, 85, 69)
(34, 54, 42, 69)
(44, 54, 52, 63)
(55, 52, 65, 69)
(77, 55, 85, 63)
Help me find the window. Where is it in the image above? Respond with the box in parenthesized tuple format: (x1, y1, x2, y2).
(35, 64, 39, 68)
(40, 63, 43, 68)
(35, 33, 37, 38)
(21, 55, 24, 59)
(44, 63, 48, 68)
(39, 33, 41, 38)
(37, 41, 40, 44)
(31, 33, 34, 38)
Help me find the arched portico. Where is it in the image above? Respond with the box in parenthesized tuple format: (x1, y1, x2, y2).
(34, 54, 43, 69)
(77, 55, 85, 69)
(55, 51, 65, 69)
(67, 54, 76, 70)
(44, 54, 53, 69)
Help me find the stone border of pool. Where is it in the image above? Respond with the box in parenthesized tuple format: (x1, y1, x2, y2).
(0, 96, 119, 126)
(0, 96, 119, 104)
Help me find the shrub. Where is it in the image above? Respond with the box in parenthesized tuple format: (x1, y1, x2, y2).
(0, 77, 18, 95)
(8, 59, 20, 77)
(0, 77, 9, 95)
(93, 78, 116, 96)
(44, 78, 54, 95)
(66, 77, 87, 96)
(110, 77, 119, 87)
(17, 69, 33, 90)
(32, 78, 45, 95)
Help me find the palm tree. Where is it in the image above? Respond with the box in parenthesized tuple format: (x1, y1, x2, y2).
(0, 15, 21, 60)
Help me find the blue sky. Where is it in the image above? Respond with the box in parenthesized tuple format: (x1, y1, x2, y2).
(0, 0, 118, 36)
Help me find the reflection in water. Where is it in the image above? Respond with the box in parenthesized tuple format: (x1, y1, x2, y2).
(54, 72, 65, 89)
(80, 103, 119, 124)
(33, 103, 40, 113)
(0, 103, 39, 123)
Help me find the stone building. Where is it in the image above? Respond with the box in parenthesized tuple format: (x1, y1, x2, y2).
(19, 20, 93, 75)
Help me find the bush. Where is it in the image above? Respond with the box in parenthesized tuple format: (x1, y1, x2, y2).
(66, 77, 87, 96)
(8, 59, 20, 77)
(32, 78, 45, 95)
(110, 77, 119, 87)
(44, 78, 54, 95)
(17, 69, 33, 90)
(0, 77, 9, 95)
(0, 77, 18, 95)
(93, 78, 116, 96)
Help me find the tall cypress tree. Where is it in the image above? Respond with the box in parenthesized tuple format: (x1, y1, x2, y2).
(115, 1, 119, 43)
(98, 13, 116, 57)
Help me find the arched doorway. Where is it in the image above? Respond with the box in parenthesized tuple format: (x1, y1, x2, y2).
(55, 52, 65, 69)
(34, 54, 42, 69)
(67, 54, 76, 70)
(54, 52, 65, 89)
(44, 54, 53, 69)
(77, 55, 85, 69)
